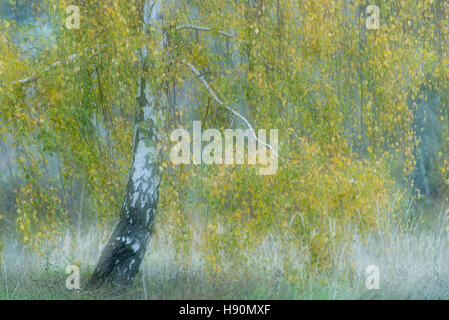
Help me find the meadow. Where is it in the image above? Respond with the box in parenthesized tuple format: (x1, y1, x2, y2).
(1, 206, 448, 300)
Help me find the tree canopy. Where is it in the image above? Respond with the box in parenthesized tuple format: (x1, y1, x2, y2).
(1, 0, 449, 279)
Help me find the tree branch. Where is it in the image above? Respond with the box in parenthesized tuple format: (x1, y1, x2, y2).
(182, 59, 282, 161)
(11, 40, 281, 163)
(12, 53, 79, 85)
(11, 22, 233, 85)
(175, 24, 235, 37)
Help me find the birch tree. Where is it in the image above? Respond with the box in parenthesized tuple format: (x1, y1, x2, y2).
(87, 0, 165, 289)
(2, 0, 449, 287)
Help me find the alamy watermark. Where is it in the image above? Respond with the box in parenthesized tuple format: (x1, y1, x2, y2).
(366, 5, 380, 30)
(365, 265, 380, 290)
(65, 265, 80, 290)
(170, 121, 278, 175)
(65, 5, 80, 30)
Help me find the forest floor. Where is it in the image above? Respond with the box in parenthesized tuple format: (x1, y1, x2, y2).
(1, 210, 449, 300)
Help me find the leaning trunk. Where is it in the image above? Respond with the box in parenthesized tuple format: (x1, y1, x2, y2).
(87, 0, 164, 289)
(87, 80, 162, 289)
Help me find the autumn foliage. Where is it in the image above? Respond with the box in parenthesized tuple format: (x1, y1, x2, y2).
(1, 0, 449, 279)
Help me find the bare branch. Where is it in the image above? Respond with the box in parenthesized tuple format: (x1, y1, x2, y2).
(182, 59, 282, 161)
(176, 24, 235, 37)
(12, 53, 79, 85)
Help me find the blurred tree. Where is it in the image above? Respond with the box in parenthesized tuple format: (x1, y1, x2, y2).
(1, 0, 449, 288)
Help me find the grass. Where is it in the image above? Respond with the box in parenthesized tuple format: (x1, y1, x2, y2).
(1, 209, 449, 300)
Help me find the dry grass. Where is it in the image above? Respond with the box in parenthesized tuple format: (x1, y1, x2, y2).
(1, 208, 449, 300)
